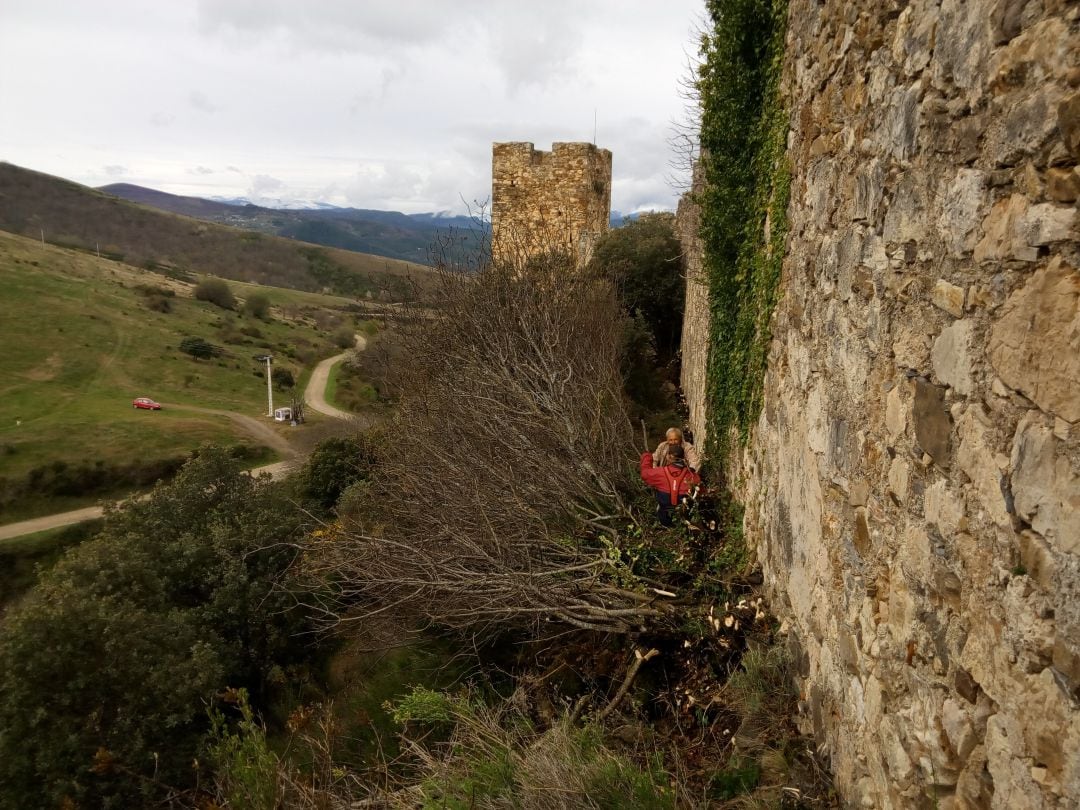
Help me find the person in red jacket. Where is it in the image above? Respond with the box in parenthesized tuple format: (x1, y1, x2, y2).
(640, 444, 702, 527)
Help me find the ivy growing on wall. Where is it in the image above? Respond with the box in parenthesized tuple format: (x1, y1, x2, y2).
(697, 0, 791, 466)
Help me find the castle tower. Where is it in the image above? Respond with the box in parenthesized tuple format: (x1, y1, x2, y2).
(491, 142, 612, 268)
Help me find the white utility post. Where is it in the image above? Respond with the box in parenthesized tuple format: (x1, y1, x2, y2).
(261, 355, 274, 417)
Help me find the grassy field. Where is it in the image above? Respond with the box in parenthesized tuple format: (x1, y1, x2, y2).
(0, 231, 364, 517)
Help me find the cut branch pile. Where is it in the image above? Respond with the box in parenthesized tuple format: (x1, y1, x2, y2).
(302, 250, 662, 636)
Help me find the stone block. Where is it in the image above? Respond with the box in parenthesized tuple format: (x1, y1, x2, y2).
(973, 193, 1039, 262)
(937, 169, 987, 256)
(932, 320, 977, 396)
(914, 380, 953, 466)
(894, 325, 933, 371)
(886, 84, 921, 163)
(1023, 202, 1076, 246)
(957, 407, 1012, 528)
(853, 159, 884, 222)
(994, 85, 1064, 167)
(1046, 167, 1080, 202)
(925, 477, 966, 537)
(888, 456, 911, 501)
(1052, 638, 1080, 694)
(943, 698, 978, 761)
(988, 258, 1080, 422)
(1019, 530, 1057, 591)
(886, 383, 907, 440)
(1010, 412, 1080, 553)
(1058, 91, 1080, 159)
(932, 280, 967, 318)
(932, 0, 993, 100)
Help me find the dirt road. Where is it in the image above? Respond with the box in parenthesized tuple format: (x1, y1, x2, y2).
(305, 335, 367, 421)
(0, 458, 295, 541)
(163, 403, 296, 459)
(0, 339, 366, 542)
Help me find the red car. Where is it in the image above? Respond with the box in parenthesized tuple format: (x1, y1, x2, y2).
(132, 397, 162, 410)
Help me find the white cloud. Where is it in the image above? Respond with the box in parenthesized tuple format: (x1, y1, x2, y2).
(188, 91, 219, 114)
(249, 174, 286, 197)
(1, 1, 705, 215)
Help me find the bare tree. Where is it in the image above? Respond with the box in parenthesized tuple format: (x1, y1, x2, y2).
(300, 243, 671, 637)
(667, 14, 708, 194)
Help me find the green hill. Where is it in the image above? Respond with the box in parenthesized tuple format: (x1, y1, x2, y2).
(0, 162, 431, 299)
(97, 182, 486, 264)
(0, 230, 366, 522)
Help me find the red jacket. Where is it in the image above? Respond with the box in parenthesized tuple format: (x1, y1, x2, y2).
(640, 452, 701, 505)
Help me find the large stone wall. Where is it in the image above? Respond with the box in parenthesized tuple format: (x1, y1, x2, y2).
(491, 142, 612, 267)
(678, 163, 709, 448)
(684, 1, 1080, 807)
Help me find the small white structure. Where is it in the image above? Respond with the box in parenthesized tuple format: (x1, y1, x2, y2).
(273, 406, 293, 422)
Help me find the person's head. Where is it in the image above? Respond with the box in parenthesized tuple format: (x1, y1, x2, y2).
(664, 444, 686, 467)
(665, 427, 684, 446)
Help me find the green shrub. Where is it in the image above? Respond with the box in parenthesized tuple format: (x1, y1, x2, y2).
(589, 212, 683, 365)
(332, 326, 356, 349)
(298, 433, 378, 511)
(180, 335, 218, 360)
(0, 456, 187, 506)
(194, 277, 237, 310)
(206, 689, 282, 810)
(243, 292, 271, 320)
(271, 366, 295, 389)
(0, 449, 314, 809)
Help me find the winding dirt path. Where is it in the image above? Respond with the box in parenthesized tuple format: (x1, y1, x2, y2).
(0, 338, 366, 542)
(304, 334, 367, 421)
(161, 403, 296, 459)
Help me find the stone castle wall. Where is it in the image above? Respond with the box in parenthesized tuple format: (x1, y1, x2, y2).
(682, 1, 1080, 807)
(677, 163, 709, 448)
(491, 142, 612, 267)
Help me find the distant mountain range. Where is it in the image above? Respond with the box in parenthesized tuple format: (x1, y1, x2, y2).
(98, 183, 485, 263)
(98, 184, 640, 259)
(0, 162, 429, 299)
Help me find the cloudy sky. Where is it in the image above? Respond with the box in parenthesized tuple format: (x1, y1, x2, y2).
(0, 1, 703, 215)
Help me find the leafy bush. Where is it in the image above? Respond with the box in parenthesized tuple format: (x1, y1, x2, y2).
(331, 325, 356, 349)
(0, 456, 187, 508)
(298, 433, 378, 511)
(207, 689, 282, 810)
(194, 277, 237, 310)
(271, 366, 295, 389)
(180, 335, 218, 360)
(0, 449, 314, 808)
(144, 293, 172, 312)
(243, 292, 271, 320)
(620, 311, 675, 418)
(135, 282, 175, 299)
(135, 283, 176, 313)
(589, 212, 683, 365)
